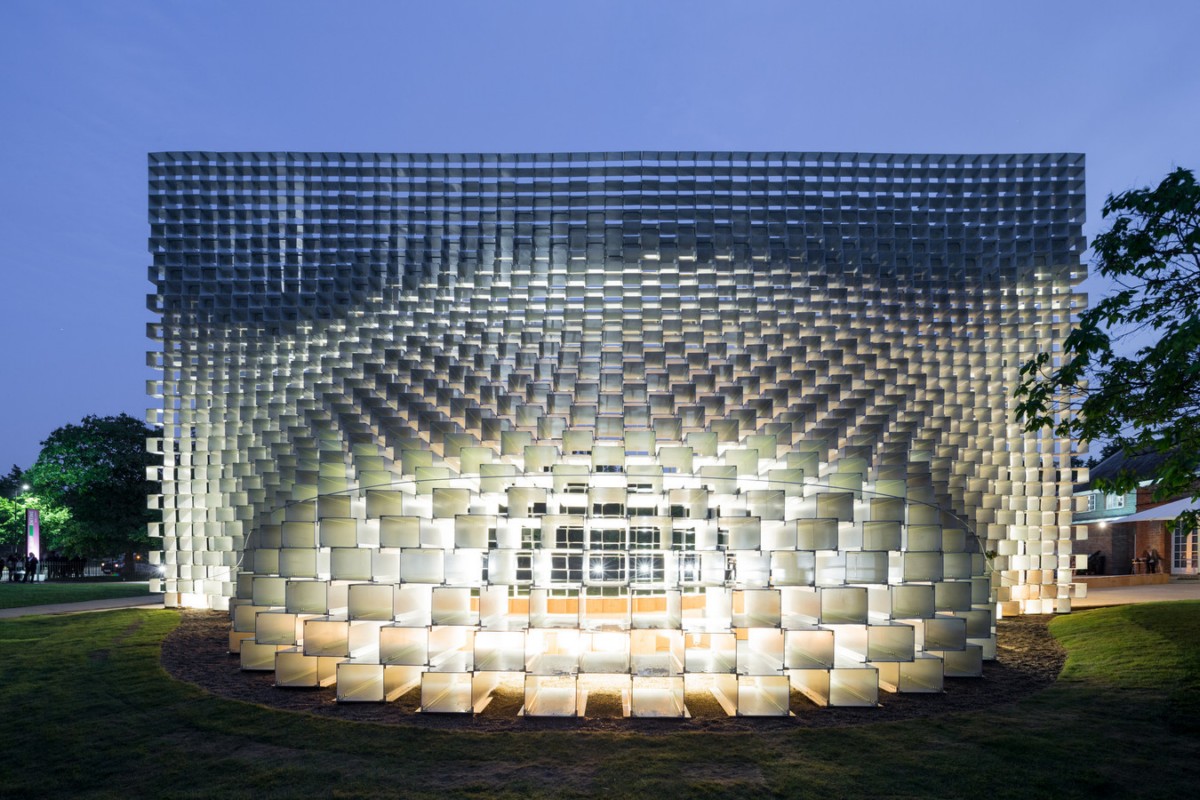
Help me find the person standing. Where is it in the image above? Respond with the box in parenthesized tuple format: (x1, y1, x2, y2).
(24, 553, 38, 583)
(7, 553, 17, 581)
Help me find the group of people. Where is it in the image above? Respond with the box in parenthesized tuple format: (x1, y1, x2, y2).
(1, 553, 39, 582)
(1144, 548, 1163, 574)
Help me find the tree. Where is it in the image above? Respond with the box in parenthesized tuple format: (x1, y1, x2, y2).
(25, 414, 161, 577)
(1081, 440, 1124, 470)
(0, 494, 71, 551)
(1015, 167, 1200, 521)
(0, 465, 25, 500)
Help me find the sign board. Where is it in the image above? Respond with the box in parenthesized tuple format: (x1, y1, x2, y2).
(25, 508, 40, 559)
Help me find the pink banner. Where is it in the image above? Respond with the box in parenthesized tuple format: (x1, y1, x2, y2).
(25, 508, 40, 559)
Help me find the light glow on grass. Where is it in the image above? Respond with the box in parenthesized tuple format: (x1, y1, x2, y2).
(0, 602, 1196, 797)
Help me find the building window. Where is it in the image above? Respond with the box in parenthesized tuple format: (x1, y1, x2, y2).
(550, 554, 583, 583)
(679, 553, 701, 583)
(632, 554, 665, 583)
(515, 553, 533, 583)
(672, 527, 696, 549)
(1173, 520, 1198, 575)
(554, 526, 584, 549)
(1086, 493, 1098, 512)
(1105, 493, 1126, 510)
(589, 528, 625, 551)
(630, 526, 659, 550)
(586, 554, 626, 583)
(521, 526, 539, 549)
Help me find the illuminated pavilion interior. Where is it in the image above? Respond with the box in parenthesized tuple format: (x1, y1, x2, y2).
(148, 151, 1087, 715)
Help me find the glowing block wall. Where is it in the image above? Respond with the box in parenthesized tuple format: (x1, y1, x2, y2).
(148, 151, 1086, 712)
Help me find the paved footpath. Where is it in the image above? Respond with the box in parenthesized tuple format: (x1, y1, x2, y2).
(1071, 580, 1200, 609)
(0, 594, 165, 620)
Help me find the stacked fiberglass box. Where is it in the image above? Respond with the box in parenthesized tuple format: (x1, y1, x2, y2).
(148, 151, 1087, 715)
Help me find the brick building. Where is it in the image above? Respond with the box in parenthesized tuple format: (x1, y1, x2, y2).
(1075, 448, 1199, 576)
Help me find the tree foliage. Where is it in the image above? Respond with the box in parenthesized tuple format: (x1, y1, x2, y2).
(0, 494, 72, 551)
(25, 414, 160, 570)
(1016, 167, 1200, 510)
(0, 465, 25, 500)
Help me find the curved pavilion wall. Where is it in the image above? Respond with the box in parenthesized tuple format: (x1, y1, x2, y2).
(148, 151, 1086, 714)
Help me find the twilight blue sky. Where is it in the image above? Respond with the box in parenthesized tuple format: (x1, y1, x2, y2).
(1, 0, 1197, 469)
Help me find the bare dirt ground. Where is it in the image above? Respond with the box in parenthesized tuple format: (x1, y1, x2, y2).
(161, 610, 1065, 732)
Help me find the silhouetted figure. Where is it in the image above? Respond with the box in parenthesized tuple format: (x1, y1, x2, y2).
(1146, 548, 1162, 574)
(24, 553, 38, 583)
(5, 554, 15, 581)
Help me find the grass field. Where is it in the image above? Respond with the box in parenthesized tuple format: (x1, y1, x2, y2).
(0, 602, 1197, 798)
(0, 580, 150, 609)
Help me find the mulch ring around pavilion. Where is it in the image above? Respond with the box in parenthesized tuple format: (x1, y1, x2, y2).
(160, 610, 1066, 732)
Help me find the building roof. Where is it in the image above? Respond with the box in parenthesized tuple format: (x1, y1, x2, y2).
(1079, 447, 1174, 492)
(1122, 496, 1200, 522)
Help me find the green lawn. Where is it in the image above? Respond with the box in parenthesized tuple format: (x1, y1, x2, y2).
(0, 580, 151, 609)
(0, 602, 1197, 798)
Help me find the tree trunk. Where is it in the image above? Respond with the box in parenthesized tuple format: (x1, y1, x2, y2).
(123, 546, 136, 581)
